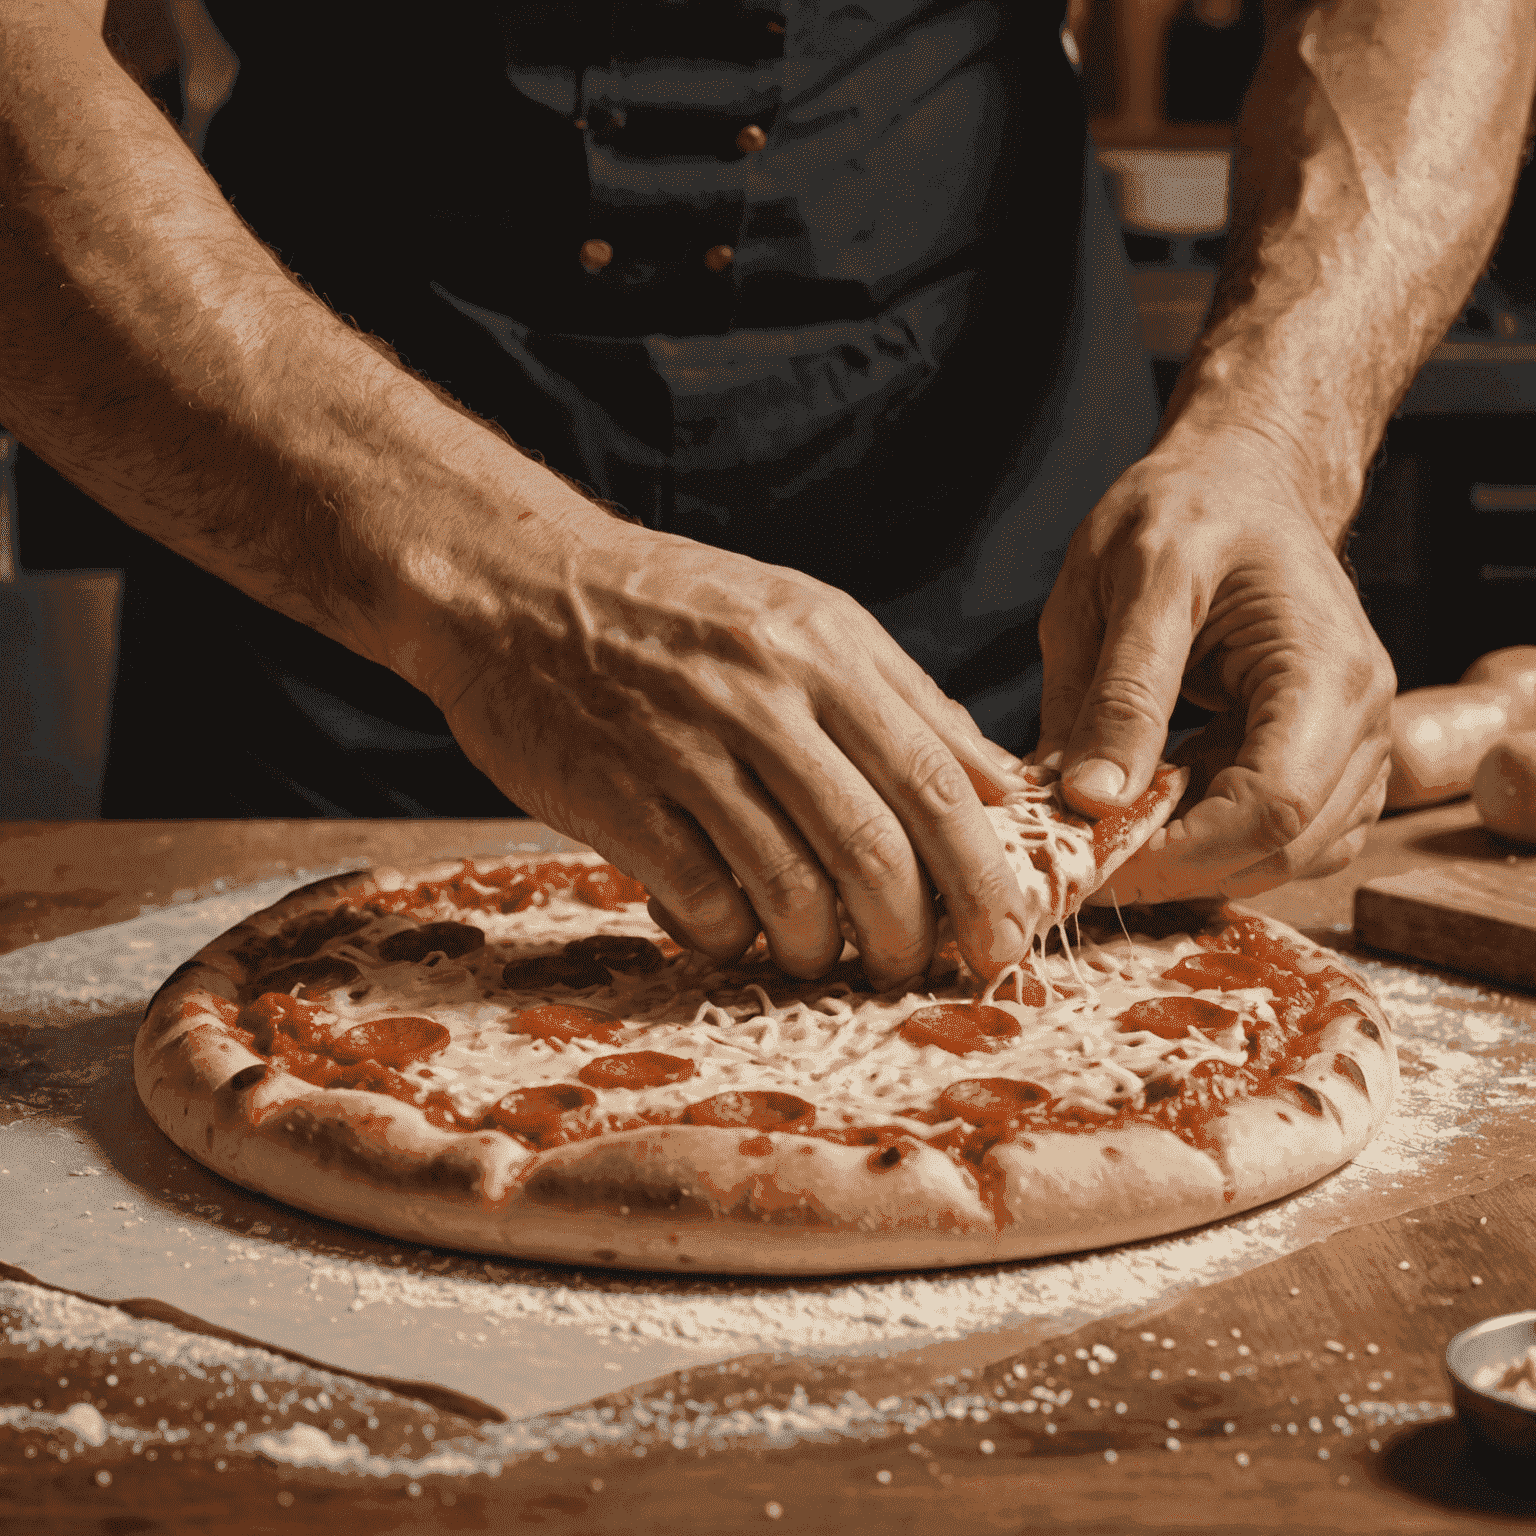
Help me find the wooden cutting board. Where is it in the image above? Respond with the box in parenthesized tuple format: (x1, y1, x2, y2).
(1354, 858, 1536, 990)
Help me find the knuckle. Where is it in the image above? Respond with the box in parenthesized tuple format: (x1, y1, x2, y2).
(1248, 788, 1309, 853)
(905, 740, 972, 820)
(1081, 674, 1167, 735)
(952, 862, 1026, 927)
(750, 849, 827, 920)
(835, 811, 913, 894)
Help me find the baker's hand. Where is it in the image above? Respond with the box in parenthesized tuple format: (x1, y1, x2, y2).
(1035, 429, 1395, 903)
(404, 498, 1030, 988)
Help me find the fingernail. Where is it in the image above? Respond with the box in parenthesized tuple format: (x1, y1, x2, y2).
(1038, 749, 1063, 771)
(1069, 759, 1126, 800)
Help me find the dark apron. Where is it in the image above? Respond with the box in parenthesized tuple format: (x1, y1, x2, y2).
(69, 1, 1158, 816)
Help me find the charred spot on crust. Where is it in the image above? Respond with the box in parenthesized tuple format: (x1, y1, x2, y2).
(522, 1169, 713, 1218)
(1141, 1076, 1179, 1106)
(276, 1109, 482, 1196)
(378, 921, 486, 964)
(1356, 1016, 1383, 1044)
(1332, 1052, 1369, 1094)
(1279, 1079, 1326, 1117)
(867, 1142, 907, 1172)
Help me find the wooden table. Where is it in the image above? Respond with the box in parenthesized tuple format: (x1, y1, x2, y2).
(3, 809, 1534, 1533)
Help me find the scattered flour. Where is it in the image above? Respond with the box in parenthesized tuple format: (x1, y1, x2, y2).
(4, 881, 1533, 1367)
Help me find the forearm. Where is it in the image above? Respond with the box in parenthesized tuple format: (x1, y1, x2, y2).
(0, 1, 586, 693)
(1160, 0, 1536, 543)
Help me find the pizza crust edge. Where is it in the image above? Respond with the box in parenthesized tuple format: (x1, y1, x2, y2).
(132, 862, 1399, 1275)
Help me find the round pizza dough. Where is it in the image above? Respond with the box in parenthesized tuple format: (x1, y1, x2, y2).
(133, 854, 1398, 1275)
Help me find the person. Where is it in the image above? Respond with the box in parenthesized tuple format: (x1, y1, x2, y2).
(2, 0, 1531, 990)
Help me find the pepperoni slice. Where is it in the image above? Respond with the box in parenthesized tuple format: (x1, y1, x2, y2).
(572, 865, 650, 910)
(279, 906, 371, 960)
(503, 1004, 625, 1044)
(502, 935, 667, 992)
(377, 922, 486, 964)
(255, 955, 361, 1000)
(899, 1003, 1022, 1056)
(483, 1082, 597, 1140)
(564, 934, 667, 976)
(577, 1051, 695, 1090)
(501, 953, 580, 990)
(682, 1091, 815, 1131)
(329, 1016, 450, 1068)
(1116, 996, 1241, 1040)
(936, 1077, 1052, 1126)
(1160, 952, 1277, 991)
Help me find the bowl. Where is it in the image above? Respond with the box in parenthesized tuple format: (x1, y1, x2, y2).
(1445, 1309, 1536, 1459)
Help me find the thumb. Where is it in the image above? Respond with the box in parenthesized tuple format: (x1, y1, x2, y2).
(1059, 593, 1192, 815)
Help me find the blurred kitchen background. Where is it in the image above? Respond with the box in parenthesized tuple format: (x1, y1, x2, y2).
(3, 0, 1534, 817)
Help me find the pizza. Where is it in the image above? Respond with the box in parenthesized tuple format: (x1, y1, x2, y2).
(133, 767, 1397, 1274)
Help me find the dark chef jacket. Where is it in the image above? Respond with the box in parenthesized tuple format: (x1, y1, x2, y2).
(28, 2, 1160, 816)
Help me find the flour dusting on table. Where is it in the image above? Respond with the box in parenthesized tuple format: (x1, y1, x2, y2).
(3, 879, 1533, 1389)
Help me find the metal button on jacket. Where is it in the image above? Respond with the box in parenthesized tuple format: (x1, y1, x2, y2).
(735, 123, 767, 153)
(703, 244, 734, 272)
(579, 239, 613, 272)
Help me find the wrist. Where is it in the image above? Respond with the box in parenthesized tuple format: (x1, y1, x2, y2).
(354, 400, 616, 709)
(1151, 387, 1366, 551)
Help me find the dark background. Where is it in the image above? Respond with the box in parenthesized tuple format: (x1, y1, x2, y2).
(5, 0, 1534, 819)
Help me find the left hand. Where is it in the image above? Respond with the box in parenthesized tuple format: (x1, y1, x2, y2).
(1034, 427, 1396, 904)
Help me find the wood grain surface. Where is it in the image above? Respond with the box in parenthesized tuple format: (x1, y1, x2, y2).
(5, 810, 1536, 1533)
(1355, 861, 1536, 991)
(3, 1176, 1533, 1533)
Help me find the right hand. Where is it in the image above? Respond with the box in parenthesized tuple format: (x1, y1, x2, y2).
(397, 497, 1032, 990)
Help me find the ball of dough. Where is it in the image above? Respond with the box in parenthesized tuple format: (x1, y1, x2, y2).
(1460, 647, 1536, 718)
(1473, 731, 1536, 847)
